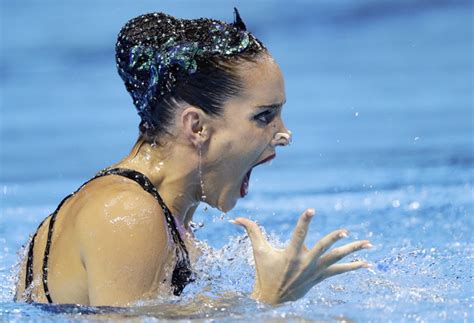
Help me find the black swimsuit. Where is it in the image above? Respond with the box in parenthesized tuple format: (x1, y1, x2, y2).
(23, 168, 193, 303)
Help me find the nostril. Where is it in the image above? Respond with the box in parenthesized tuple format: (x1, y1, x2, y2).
(272, 132, 292, 147)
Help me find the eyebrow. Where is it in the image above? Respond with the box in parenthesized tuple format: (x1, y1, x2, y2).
(255, 100, 286, 110)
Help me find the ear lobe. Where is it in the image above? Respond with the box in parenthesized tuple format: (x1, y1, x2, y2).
(181, 107, 210, 148)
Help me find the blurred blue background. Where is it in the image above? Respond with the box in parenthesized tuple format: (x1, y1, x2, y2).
(1, 0, 473, 321)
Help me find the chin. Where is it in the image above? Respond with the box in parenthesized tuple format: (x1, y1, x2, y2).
(216, 195, 239, 213)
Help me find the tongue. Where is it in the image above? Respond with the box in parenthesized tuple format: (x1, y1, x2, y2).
(241, 169, 252, 197)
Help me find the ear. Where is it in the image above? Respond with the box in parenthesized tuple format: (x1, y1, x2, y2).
(180, 107, 211, 148)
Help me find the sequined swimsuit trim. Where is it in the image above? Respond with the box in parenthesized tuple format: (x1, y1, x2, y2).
(23, 167, 193, 303)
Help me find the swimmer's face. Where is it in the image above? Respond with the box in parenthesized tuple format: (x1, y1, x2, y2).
(203, 55, 290, 212)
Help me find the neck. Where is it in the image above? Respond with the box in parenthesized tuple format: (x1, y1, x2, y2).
(111, 137, 201, 228)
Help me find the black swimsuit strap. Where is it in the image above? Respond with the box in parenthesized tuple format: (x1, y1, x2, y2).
(98, 168, 194, 296)
(25, 172, 102, 303)
(24, 217, 48, 303)
(24, 167, 193, 303)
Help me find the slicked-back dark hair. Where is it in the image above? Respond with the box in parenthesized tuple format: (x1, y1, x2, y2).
(115, 11, 268, 143)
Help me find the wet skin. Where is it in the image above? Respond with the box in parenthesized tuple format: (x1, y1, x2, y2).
(15, 55, 370, 306)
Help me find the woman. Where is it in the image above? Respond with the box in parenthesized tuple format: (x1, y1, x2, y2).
(15, 9, 371, 306)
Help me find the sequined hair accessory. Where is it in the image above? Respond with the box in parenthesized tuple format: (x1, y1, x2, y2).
(115, 8, 265, 130)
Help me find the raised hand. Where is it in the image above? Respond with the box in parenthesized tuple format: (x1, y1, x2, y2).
(232, 208, 372, 304)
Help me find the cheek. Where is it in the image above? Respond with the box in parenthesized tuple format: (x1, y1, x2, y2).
(213, 124, 269, 165)
(221, 130, 254, 152)
(241, 132, 267, 154)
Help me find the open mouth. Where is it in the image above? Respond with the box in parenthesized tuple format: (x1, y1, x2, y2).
(240, 153, 276, 197)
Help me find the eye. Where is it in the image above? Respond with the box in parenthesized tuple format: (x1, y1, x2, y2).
(254, 110, 276, 125)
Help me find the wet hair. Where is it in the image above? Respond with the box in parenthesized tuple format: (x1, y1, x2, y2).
(115, 9, 268, 143)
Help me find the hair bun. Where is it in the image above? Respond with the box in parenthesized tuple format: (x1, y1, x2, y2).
(115, 10, 265, 127)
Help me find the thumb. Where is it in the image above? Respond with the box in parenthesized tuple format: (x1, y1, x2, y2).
(231, 217, 269, 250)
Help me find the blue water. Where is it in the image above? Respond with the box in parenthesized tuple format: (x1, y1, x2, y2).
(1, 0, 473, 321)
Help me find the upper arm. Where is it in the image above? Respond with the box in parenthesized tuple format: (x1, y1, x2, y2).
(76, 187, 170, 306)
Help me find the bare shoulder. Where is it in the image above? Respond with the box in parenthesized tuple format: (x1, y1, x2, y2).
(69, 175, 171, 305)
(73, 174, 170, 254)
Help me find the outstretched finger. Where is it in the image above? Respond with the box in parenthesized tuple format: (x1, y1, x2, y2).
(288, 208, 315, 255)
(317, 240, 372, 268)
(307, 229, 349, 262)
(321, 261, 370, 279)
(231, 217, 269, 251)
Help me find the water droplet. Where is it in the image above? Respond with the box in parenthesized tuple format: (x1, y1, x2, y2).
(408, 201, 420, 210)
(363, 197, 372, 206)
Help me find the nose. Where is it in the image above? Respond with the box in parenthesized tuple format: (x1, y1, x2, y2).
(271, 129, 292, 147)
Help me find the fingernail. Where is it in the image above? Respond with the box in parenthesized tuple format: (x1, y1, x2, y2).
(362, 263, 373, 268)
(306, 209, 315, 217)
(229, 219, 241, 226)
(362, 243, 373, 249)
(339, 231, 348, 238)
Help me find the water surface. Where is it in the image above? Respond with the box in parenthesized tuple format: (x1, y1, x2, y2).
(1, 0, 473, 321)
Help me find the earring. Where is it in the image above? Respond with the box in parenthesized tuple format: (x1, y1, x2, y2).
(198, 146, 206, 201)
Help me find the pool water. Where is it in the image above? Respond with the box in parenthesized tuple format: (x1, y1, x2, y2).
(1, 0, 473, 321)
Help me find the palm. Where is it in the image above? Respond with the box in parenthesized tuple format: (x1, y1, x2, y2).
(233, 209, 372, 304)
